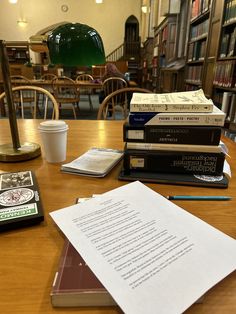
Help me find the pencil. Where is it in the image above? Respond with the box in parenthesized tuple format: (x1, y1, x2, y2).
(166, 195, 231, 201)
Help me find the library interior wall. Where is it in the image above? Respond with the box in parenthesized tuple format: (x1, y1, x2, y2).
(0, 0, 141, 56)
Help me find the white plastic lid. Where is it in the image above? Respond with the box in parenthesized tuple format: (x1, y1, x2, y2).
(38, 120, 68, 132)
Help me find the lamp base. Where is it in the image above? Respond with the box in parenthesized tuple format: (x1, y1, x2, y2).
(0, 142, 41, 162)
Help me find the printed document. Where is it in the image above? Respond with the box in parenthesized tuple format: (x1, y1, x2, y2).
(50, 181, 236, 314)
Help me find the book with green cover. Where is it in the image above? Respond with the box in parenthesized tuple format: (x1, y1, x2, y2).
(0, 170, 44, 232)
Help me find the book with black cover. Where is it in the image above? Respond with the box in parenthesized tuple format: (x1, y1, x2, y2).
(123, 149, 225, 175)
(123, 123, 222, 145)
(51, 239, 116, 307)
(118, 168, 229, 188)
(0, 170, 44, 232)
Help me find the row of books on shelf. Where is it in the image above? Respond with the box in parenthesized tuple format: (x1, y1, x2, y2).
(185, 65, 202, 83)
(191, 0, 211, 20)
(213, 60, 236, 88)
(188, 40, 206, 62)
(190, 19, 209, 41)
(219, 26, 236, 58)
(224, 0, 236, 25)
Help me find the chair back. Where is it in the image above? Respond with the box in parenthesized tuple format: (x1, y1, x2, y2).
(10, 75, 31, 86)
(0, 85, 59, 119)
(52, 76, 80, 119)
(101, 77, 128, 118)
(102, 77, 127, 97)
(41, 73, 58, 81)
(75, 74, 94, 82)
(97, 87, 152, 120)
(52, 76, 80, 101)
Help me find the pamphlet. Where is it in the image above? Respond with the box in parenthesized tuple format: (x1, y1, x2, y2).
(50, 181, 236, 314)
(61, 148, 123, 177)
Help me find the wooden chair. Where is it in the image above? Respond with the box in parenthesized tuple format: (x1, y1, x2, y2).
(10, 75, 32, 86)
(52, 76, 80, 119)
(10, 75, 34, 114)
(101, 77, 128, 118)
(40, 73, 58, 81)
(0, 85, 59, 119)
(40, 73, 58, 94)
(75, 74, 94, 111)
(97, 87, 152, 120)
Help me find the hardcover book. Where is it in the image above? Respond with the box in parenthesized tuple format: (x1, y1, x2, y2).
(123, 123, 222, 145)
(123, 149, 225, 175)
(130, 89, 214, 113)
(51, 239, 116, 307)
(118, 168, 229, 188)
(145, 103, 226, 126)
(0, 170, 44, 232)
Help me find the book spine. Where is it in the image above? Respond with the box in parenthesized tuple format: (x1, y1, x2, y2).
(146, 112, 225, 126)
(123, 150, 225, 175)
(125, 143, 221, 153)
(128, 112, 157, 125)
(123, 123, 221, 145)
(130, 103, 213, 113)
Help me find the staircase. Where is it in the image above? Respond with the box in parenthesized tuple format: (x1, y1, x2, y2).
(106, 40, 141, 83)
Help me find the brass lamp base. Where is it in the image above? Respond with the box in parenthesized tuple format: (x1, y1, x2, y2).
(0, 142, 41, 162)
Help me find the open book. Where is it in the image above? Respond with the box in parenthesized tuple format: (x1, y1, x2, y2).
(61, 148, 123, 177)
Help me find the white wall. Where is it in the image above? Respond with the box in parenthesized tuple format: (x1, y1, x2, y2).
(0, 0, 141, 56)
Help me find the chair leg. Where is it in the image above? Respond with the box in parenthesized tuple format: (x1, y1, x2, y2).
(88, 94, 93, 111)
(72, 104, 77, 119)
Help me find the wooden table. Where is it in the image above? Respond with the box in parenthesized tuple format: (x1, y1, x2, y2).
(0, 79, 137, 89)
(0, 120, 235, 314)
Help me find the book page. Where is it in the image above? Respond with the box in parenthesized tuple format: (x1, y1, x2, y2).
(50, 181, 236, 314)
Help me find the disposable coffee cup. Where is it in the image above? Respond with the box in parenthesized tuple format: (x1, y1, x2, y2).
(38, 120, 68, 163)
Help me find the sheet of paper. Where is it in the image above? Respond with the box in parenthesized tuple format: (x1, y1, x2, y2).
(50, 181, 236, 314)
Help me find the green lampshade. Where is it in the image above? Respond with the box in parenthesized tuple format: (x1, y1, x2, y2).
(47, 23, 105, 66)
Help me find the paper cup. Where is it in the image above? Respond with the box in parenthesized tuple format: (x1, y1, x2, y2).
(38, 120, 68, 163)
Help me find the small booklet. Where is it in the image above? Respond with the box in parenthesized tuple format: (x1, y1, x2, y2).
(61, 148, 123, 177)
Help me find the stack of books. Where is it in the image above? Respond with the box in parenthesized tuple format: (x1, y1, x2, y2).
(119, 89, 228, 187)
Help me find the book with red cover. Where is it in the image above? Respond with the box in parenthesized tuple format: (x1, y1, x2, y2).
(51, 239, 116, 307)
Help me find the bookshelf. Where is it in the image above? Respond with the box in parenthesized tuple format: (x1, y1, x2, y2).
(184, 0, 212, 91)
(6, 42, 30, 64)
(152, 14, 178, 92)
(211, 0, 236, 131)
(141, 37, 154, 90)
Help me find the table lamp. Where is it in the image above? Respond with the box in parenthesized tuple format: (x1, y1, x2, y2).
(0, 23, 105, 162)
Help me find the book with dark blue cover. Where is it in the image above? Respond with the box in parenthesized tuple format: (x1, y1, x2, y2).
(128, 112, 156, 125)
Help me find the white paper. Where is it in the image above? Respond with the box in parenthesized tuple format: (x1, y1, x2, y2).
(50, 181, 236, 314)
